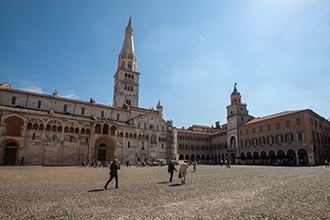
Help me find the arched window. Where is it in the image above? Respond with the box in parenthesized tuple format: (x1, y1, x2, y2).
(95, 124, 102, 134)
(276, 134, 283, 144)
(102, 124, 109, 134)
(285, 133, 294, 142)
(252, 138, 258, 146)
(267, 136, 274, 145)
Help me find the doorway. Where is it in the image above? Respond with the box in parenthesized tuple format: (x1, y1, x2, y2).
(4, 147, 17, 165)
(98, 149, 106, 161)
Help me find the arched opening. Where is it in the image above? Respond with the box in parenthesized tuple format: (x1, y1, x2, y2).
(277, 150, 285, 159)
(95, 124, 102, 134)
(190, 155, 195, 161)
(298, 148, 308, 166)
(287, 149, 296, 165)
(230, 136, 236, 147)
(110, 126, 116, 135)
(3, 142, 18, 165)
(102, 124, 109, 134)
(253, 151, 259, 165)
(4, 116, 24, 136)
(94, 137, 116, 162)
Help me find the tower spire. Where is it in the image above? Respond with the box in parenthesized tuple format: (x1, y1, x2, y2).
(230, 82, 241, 104)
(113, 18, 140, 108)
(121, 17, 135, 55)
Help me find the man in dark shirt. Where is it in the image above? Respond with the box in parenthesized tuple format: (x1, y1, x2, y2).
(104, 158, 120, 189)
(168, 161, 177, 182)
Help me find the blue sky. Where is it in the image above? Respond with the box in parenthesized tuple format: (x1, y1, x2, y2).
(1, 0, 330, 128)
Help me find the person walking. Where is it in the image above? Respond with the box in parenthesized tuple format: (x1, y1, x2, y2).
(225, 157, 231, 168)
(193, 161, 197, 172)
(168, 161, 177, 182)
(104, 158, 121, 190)
(179, 161, 189, 184)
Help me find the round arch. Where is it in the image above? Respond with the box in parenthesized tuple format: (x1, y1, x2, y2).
(1, 139, 20, 165)
(277, 149, 285, 159)
(94, 137, 116, 162)
(253, 151, 259, 158)
(230, 136, 236, 147)
(298, 148, 308, 165)
(260, 151, 267, 158)
(4, 116, 24, 136)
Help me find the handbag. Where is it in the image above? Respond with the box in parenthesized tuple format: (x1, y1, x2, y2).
(178, 173, 181, 178)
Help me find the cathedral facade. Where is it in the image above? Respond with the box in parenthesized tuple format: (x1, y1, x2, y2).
(0, 18, 174, 166)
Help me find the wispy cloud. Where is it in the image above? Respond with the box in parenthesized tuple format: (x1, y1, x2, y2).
(61, 94, 78, 99)
(21, 86, 43, 94)
(199, 35, 206, 41)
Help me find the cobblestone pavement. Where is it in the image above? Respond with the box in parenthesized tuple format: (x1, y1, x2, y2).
(0, 165, 329, 219)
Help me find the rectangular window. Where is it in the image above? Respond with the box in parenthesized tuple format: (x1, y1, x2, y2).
(296, 118, 301, 125)
(276, 122, 280, 129)
(267, 124, 271, 131)
(117, 113, 120, 120)
(259, 126, 263, 132)
(37, 101, 42, 109)
(81, 107, 85, 115)
(252, 127, 256, 133)
(138, 122, 140, 129)
(63, 104, 67, 112)
(144, 123, 146, 129)
(101, 111, 104, 118)
(11, 96, 16, 105)
(285, 120, 290, 127)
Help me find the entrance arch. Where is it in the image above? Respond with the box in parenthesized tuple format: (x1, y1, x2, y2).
(287, 149, 296, 165)
(94, 137, 116, 162)
(298, 148, 308, 165)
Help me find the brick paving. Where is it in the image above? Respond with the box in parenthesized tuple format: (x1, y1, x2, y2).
(0, 165, 329, 219)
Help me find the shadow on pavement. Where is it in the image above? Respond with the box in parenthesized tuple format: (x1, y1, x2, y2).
(87, 189, 105, 192)
(169, 183, 182, 187)
(157, 181, 169, 184)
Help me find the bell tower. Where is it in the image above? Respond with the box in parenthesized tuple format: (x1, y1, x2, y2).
(226, 83, 249, 149)
(113, 18, 140, 108)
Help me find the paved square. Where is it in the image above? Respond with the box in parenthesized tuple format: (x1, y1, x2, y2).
(0, 165, 329, 219)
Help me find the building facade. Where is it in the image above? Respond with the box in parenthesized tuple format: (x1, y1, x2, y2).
(176, 85, 330, 166)
(1, 18, 329, 166)
(0, 18, 174, 166)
